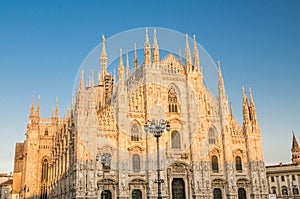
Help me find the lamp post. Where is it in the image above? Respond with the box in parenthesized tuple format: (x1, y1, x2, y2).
(144, 119, 170, 199)
(96, 153, 112, 199)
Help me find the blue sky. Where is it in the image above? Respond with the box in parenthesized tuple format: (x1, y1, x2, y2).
(0, 0, 299, 172)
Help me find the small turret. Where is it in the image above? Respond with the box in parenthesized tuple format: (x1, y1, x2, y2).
(242, 86, 250, 125)
(79, 70, 84, 89)
(126, 53, 129, 80)
(178, 49, 182, 64)
(144, 28, 151, 65)
(248, 87, 257, 123)
(185, 34, 192, 72)
(134, 43, 138, 71)
(153, 28, 159, 65)
(218, 61, 228, 116)
(90, 70, 94, 88)
(193, 35, 200, 72)
(36, 95, 40, 118)
(30, 96, 35, 118)
(118, 48, 124, 81)
(55, 96, 58, 119)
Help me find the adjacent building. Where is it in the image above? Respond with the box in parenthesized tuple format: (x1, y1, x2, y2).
(12, 28, 268, 199)
(0, 179, 13, 199)
(266, 133, 300, 199)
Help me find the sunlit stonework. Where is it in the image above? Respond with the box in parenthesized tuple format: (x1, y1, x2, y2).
(12, 28, 268, 199)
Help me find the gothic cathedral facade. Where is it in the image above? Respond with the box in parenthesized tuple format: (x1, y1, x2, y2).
(12, 28, 268, 199)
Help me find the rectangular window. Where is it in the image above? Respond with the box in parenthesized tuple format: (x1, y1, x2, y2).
(292, 175, 296, 181)
(281, 176, 285, 182)
(271, 176, 275, 182)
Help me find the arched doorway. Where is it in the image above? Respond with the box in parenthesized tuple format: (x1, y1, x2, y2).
(238, 188, 246, 199)
(172, 178, 185, 199)
(101, 190, 112, 199)
(213, 188, 222, 199)
(132, 189, 142, 199)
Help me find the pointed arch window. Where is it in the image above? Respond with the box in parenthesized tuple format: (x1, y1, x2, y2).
(235, 156, 242, 171)
(211, 155, 219, 172)
(171, 131, 181, 149)
(41, 158, 48, 199)
(42, 159, 48, 182)
(131, 124, 140, 142)
(168, 87, 178, 113)
(209, 127, 216, 144)
(132, 154, 140, 172)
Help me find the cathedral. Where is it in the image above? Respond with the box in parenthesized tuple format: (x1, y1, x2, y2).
(12, 28, 268, 199)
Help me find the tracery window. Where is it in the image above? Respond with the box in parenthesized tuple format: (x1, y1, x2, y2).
(171, 131, 181, 149)
(132, 154, 140, 172)
(41, 158, 48, 199)
(45, 129, 48, 136)
(235, 156, 242, 171)
(208, 127, 216, 144)
(211, 155, 219, 172)
(42, 159, 48, 182)
(131, 123, 140, 142)
(168, 87, 178, 113)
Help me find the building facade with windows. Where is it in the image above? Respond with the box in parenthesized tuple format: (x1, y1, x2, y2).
(12, 28, 268, 199)
(266, 133, 300, 199)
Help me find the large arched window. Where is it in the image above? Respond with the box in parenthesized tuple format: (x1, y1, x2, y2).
(168, 87, 178, 113)
(211, 155, 219, 172)
(235, 156, 242, 171)
(132, 154, 140, 172)
(208, 127, 216, 144)
(131, 123, 140, 142)
(171, 131, 181, 149)
(213, 188, 222, 199)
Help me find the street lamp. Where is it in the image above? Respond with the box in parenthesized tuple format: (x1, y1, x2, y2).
(96, 153, 112, 199)
(144, 119, 170, 199)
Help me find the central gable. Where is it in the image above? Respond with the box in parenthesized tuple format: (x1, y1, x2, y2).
(160, 53, 185, 75)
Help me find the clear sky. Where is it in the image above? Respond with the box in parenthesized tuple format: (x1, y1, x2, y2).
(0, 0, 299, 173)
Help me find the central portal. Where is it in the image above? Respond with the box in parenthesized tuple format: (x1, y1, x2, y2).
(172, 178, 186, 199)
